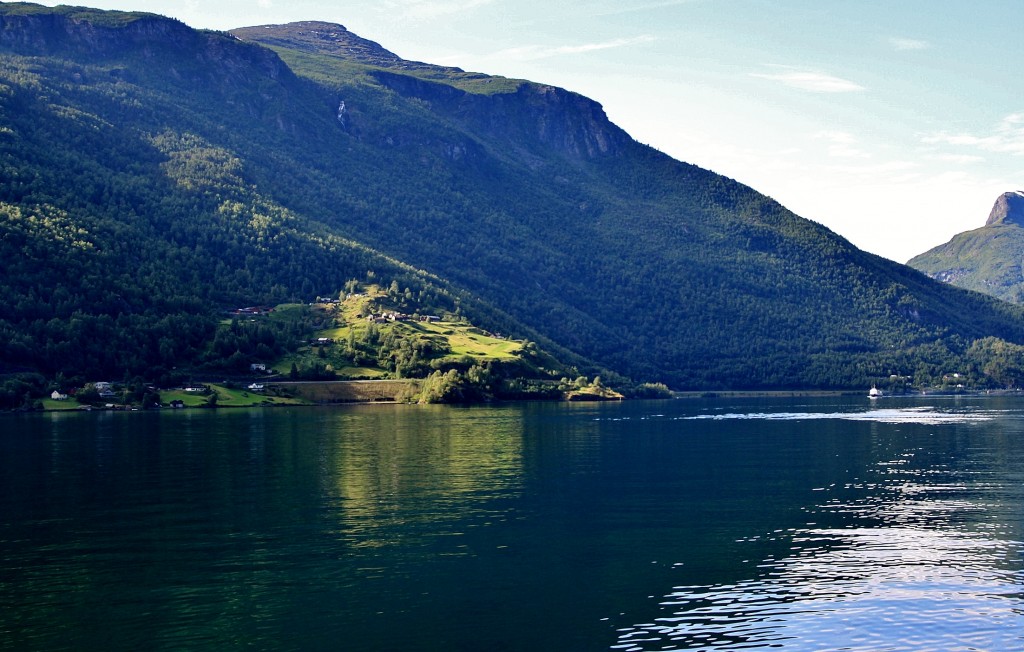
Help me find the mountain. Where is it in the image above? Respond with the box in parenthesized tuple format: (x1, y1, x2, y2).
(3, 3, 1024, 392)
(908, 191, 1024, 303)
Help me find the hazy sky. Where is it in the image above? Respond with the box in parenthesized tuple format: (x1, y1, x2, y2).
(32, 0, 1024, 262)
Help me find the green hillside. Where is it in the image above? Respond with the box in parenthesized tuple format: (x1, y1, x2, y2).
(254, 285, 587, 402)
(3, 3, 1024, 398)
(909, 191, 1024, 303)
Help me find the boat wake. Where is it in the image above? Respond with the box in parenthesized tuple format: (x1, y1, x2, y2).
(683, 406, 997, 425)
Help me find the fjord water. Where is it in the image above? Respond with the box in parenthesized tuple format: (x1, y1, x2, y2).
(2, 397, 1023, 651)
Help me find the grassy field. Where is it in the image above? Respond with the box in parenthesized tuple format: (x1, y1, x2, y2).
(275, 288, 525, 379)
(161, 384, 308, 408)
(417, 322, 522, 360)
(265, 303, 310, 323)
(41, 397, 84, 411)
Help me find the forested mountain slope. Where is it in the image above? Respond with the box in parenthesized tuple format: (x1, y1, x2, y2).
(2, 3, 1024, 390)
(909, 191, 1024, 304)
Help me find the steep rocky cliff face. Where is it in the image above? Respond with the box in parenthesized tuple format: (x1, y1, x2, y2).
(366, 69, 630, 161)
(232, 21, 630, 162)
(0, 7, 295, 88)
(0, 8, 188, 53)
(471, 82, 630, 159)
(985, 190, 1024, 226)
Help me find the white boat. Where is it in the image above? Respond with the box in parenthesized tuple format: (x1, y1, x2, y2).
(869, 386, 882, 399)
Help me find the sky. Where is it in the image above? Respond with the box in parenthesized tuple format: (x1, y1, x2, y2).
(32, 0, 1024, 262)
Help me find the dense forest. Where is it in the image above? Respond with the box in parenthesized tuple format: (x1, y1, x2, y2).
(3, 3, 1024, 402)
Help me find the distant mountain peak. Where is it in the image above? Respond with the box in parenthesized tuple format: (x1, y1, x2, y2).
(232, 21, 397, 61)
(908, 190, 1024, 303)
(985, 190, 1024, 226)
(230, 21, 456, 73)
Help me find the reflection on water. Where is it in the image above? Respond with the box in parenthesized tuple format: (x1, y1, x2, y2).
(0, 406, 530, 651)
(2, 398, 1024, 651)
(615, 399, 1024, 651)
(619, 526, 1024, 651)
(320, 406, 524, 550)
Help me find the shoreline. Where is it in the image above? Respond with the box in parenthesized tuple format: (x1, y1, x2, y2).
(673, 390, 855, 398)
(22, 386, 1024, 414)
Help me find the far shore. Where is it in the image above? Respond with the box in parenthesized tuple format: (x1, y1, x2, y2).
(23, 384, 1024, 414)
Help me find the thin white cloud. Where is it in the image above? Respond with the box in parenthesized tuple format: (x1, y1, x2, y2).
(385, 0, 494, 21)
(751, 66, 864, 93)
(495, 35, 658, 61)
(816, 159, 921, 187)
(931, 153, 986, 164)
(827, 145, 871, 159)
(591, 0, 702, 17)
(814, 130, 869, 158)
(922, 113, 1024, 156)
(889, 37, 930, 51)
(815, 130, 857, 144)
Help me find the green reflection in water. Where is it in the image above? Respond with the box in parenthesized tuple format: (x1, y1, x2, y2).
(316, 405, 526, 550)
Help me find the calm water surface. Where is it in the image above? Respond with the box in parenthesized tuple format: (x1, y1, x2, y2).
(2, 396, 1023, 650)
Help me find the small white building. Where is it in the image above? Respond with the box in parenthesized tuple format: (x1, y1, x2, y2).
(50, 390, 68, 401)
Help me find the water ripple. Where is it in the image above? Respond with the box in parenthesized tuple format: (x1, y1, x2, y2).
(616, 524, 1024, 650)
(615, 446, 1024, 651)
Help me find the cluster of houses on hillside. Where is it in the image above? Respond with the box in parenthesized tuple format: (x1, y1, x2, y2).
(364, 311, 441, 324)
(228, 306, 275, 317)
(49, 384, 113, 402)
(44, 377, 275, 412)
